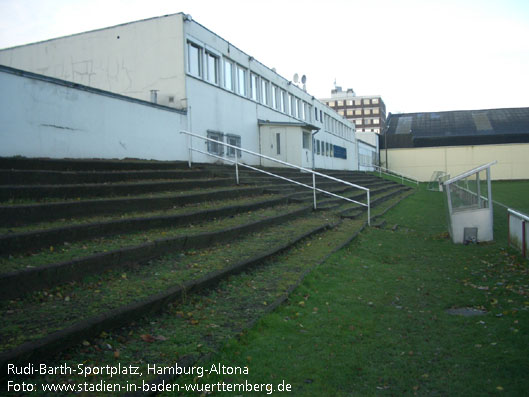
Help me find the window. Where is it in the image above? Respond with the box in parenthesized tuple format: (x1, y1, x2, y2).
(338, 110, 345, 116)
(356, 119, 362, 125)
(276, 133, 281, 155)
(355, 109, 362, 115)
(330, 144, 334, 157)
(316, 140, 320, 155)
(326, 142, 329, 156)
(250, 73, 259, 101)
(302, 131, 311, 149)
(315, 107, 318, 121)
(346, 100, 353, 106)
(236, 65, 247, 96)
(280, 90, 287, 113)
(346, 109, 354, 116)
(328, 101, 335, 107)
(226, 134, 241, 158)
(363, 98, 371, 105)
(207, 131, 223, 155)
(261, 79, 269, 105)
(372, 98, 379, 104)
(187, 41, 202, 77)
(205, 52, 218, 84)
(320, 110, 323, 122)
(224, 59, 234, 91)
(364, 108, 371, 115)
(290, 95, 296, 117)
(272, 85, 278, 109)
(373, 108, 380, 114)
(374, 119, 380, 124)
(337, 100, 343, 106)
(355, 99, 362, 106)
(297, 99, 303, 119)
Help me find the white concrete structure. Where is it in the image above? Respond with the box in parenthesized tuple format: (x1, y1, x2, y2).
(356, 132, 379, 171)
(444, 162, 495, 244)
(0, 13, 358, 171)
(0, 66, 187, 160)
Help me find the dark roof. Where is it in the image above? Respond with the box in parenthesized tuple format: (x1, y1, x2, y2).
(382, 107, 529, 148)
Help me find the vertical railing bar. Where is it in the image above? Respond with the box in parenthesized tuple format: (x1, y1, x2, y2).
(187, 133, 192, 168)
(367, 190, 371, 226)
(235, 153, 240, 185)
(312, 173, 317, 210)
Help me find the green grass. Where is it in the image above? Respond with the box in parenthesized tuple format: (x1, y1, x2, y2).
(169, 189, 529, 396)
(492, 180, 529, 213)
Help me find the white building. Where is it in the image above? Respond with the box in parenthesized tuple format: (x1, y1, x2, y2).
(0, 13, 359, 171)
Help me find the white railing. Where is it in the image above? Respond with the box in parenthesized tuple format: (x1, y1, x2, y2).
(373, 165, 419, 186)
(180, 130, 371, 225)
(508, 208, 529, 258)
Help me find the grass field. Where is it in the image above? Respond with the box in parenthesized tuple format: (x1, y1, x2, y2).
(168, 184, 529, 396)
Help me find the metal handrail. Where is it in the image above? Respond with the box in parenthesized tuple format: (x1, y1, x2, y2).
(373, 165, 419, 186)
(443, 161, 497, 186)
(180, 130, 370, 225)
(508, 208, 529, 223)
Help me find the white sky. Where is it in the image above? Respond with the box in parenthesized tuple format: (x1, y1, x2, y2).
(0, 0, 528, 114)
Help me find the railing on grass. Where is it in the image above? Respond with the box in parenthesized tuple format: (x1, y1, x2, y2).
(373, 165, 419, 186)
(180, 130, 371, 225)
(508, 208, 529, 258)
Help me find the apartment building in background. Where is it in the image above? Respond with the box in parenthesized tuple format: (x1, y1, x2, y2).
(320, 87, 386, 134)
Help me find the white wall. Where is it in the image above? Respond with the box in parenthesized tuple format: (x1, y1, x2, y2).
(0, 14, 186, 109)
(358, 140, 377, 171)
(0, 68, 188, 160)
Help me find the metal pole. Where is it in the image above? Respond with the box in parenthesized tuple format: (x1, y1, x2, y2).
(367, 189, 371, 226)
(313, 173, 317, 210)
(487, 167, 493, 240)
(235, 154, 240, 185)
(187, 134, 192, 168)
(477, 172, 481, 207)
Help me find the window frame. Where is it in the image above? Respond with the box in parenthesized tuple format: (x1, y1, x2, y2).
(207, 130, 224, 156)
(226, 134, 242, 158)
(223, 58, 235, 91)
(205, 50, 219, 85)
(187, 40, 203, 78)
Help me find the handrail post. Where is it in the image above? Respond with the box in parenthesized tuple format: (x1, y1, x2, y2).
(187, 134, 192, 168)
(235, 154, 240, 185)
(312, 173, 317, 210)
(367, 189, 371, 226)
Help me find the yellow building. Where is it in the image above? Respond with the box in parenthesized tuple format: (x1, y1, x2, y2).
(381, 108, 529, 181)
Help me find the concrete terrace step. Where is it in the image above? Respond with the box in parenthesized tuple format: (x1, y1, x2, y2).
(0, 185, 271, 227)
(0, 169, 214, 185)
(0, 157, 190, 171)
(0, 193, 291, 256)
(0, 203, 311, 299)
(0, 177, 238, 201)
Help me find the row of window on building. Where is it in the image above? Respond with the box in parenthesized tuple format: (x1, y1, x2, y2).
(314, 139, 347, 159)
(337, 108, 381, 116)
(187, 39, 354, 142)
(327, 98, 380, 107)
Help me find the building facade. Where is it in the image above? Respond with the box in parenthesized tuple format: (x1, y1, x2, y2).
(320, 87, 386, 134)
(0, 13, 359, 171)
(381, 108, 529, 181)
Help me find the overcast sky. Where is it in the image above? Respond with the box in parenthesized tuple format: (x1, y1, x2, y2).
(1, 0, 528, 114)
